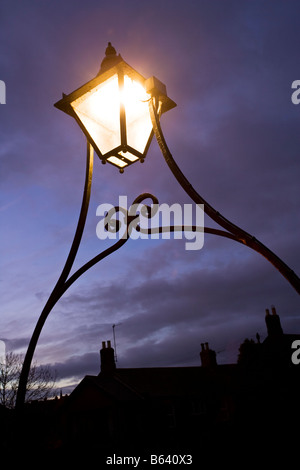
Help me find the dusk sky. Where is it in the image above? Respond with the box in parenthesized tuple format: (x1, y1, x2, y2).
(1, 0, 300, 393)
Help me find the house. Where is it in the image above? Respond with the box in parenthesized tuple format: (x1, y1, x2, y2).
(238, 306, 300, 370)
(56, 307, 300, 457)
(59, 340, 238, 455)
(12, 307, 300, 461)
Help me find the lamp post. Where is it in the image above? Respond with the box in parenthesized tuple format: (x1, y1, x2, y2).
(16, 42, 300, 412)
(15, 43, 175, 411)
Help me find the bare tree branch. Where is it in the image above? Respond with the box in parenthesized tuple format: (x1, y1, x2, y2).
(0, 352, 57, 409)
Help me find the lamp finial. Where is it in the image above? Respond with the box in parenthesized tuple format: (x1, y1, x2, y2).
(99, 42, 119, 73)
(105, 42, 116, 57)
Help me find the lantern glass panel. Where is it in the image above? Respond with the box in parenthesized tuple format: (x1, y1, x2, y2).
(107, 151, 139, 168)
(123, 75, 152, 154)
(71, 74, 121, 155)
(107, 156, 127, 167)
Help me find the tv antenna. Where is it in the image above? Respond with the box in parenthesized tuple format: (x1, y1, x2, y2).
(112, 323, 122, 362)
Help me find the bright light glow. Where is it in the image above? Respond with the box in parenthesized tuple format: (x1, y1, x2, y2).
(119, 151, 139, 162)
(71, 75, 121, 155)
(123, 76, 152, 154)
(107, 156, 127, 167)
(70, 73, 153, 162)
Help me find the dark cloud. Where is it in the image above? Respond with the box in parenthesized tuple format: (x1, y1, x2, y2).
(34, 238, 300, 383)
(52, 352, 100, 382)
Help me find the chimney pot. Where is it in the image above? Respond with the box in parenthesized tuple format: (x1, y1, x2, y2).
(200, 342, 217, 368)
(265, 306, 283, 337)
(100, 339, 116, 374)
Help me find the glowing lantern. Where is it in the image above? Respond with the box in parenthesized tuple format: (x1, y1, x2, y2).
(54, 42, 176, 172)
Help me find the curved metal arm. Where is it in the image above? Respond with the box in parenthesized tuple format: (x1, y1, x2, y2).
(137, 224, 242, 243)
(16, 142, 95, 410)
(15, 148, 157, 411)
(15, 145, 144, 410)
(149, 98, 300, 295)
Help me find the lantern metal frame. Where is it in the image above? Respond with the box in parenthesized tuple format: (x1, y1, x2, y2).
(54, 43, 176, 172)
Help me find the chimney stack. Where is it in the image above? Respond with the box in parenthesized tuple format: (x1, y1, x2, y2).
(100, 340, 116, 374)
(265, 306, 283, 338)
(200, 342, 217, 368)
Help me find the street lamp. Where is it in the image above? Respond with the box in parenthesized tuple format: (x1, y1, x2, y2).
(16, 42, 300, 412)
(15, 43, 176, 411)
(54, 42, 175, 172)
